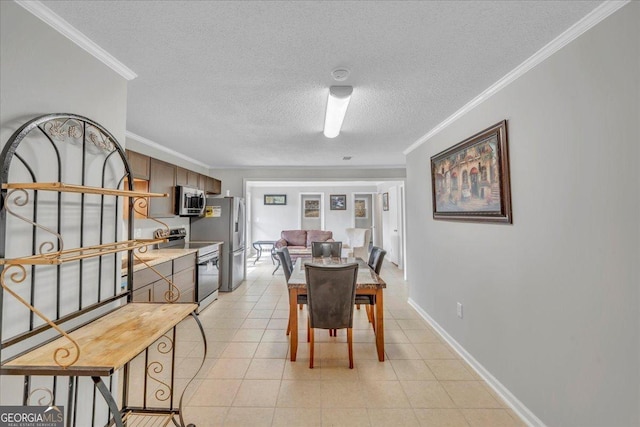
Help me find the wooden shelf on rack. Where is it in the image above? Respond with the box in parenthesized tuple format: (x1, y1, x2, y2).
(0, 239, 166, 265)
(2, 182, 168, 198)
(1, 303, 197, 377)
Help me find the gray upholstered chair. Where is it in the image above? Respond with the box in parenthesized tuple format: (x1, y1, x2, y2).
(311, 241, 342, 258)
(276, 247, 308, 337)
(368, 246, 387, 274)
(355, 246, 387, 330)
(277, 247, 295, 281)
(304, 262, 359, 369)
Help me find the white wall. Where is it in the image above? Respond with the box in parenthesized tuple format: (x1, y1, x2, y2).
(1, 1, 128, 422)
(215, 167, 405, 197)
(249, 184, 380, 249)
(405, 4, 639, 427)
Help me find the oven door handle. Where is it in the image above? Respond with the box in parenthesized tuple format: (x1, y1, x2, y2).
(198, 254, 219, 265)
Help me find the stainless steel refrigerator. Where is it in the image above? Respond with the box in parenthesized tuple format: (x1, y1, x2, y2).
(190, 196, 246, 292)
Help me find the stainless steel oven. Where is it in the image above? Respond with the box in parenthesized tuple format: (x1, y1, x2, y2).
(175, 186, 205, 216)
(196, 247, 220, 312)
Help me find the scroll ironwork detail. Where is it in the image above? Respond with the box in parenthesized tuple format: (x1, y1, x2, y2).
(3, 189, 64, 259)
(0, 265, 80, 368)
(146, 361, 172, 402)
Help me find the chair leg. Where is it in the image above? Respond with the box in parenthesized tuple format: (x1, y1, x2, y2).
(299, 304, 303, 310)
(356, 304, 361, 310)
(307, 317, 310, 343)
(347, 328, 354, 369)
(309, 327, 315, 369)
(287, 322, 290, 336)
(369, 306, 375, 333)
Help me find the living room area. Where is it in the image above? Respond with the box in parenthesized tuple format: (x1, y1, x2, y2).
(244, 179, 406, 273)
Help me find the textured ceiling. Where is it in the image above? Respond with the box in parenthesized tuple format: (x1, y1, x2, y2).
(41, 0, 601, 168)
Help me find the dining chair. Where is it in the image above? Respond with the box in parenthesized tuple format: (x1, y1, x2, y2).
(311, 241, 342, 258)
(355, 246, 387, 330)
(368, 246, 387, 274)
(277, 247, 308, 338)
(305, 262, 359, 369)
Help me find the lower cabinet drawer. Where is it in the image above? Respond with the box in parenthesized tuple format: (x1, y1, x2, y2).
(133, 260, 172, 290)
(177, 287, 195, 303)
(173, 254, 196, 274)
(132, 284, 152, 302)
(173, 267, 195, 286)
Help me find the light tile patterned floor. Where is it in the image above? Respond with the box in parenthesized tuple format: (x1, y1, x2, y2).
(172, 257, 526, 426)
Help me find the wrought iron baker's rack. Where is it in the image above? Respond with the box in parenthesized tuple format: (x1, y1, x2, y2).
(0, 113, 206, 426)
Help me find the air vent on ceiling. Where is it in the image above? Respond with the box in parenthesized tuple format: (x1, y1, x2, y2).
(343, 156, 352, 160)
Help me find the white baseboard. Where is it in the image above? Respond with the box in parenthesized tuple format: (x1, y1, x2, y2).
(407, 298, 546, 427)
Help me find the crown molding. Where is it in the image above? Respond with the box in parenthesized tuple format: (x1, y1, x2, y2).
(404, 0, 630, 156)
(15, 0, 137, 81)
(125, 131, 211, 169)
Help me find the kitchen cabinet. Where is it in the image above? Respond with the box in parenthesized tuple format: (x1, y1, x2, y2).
(132, 260, 172, 302)
(205, 176, 222, 195)
(131, 254, 196, 303)
(126, 150, 150, 180)
(149, 158, 176, 217)
(173, 254, 196, 302)
(176, 167, 200, 188)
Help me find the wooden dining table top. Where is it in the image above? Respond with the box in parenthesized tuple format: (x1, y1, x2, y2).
(287, 257, 386, 289)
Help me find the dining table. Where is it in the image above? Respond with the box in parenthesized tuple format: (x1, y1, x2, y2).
(287, 256, 386, 362)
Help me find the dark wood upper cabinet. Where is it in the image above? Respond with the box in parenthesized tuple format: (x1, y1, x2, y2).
(205, 177, 221, 195)
(176, 167, 188, 186)
(177, 167, 202, 188)
(187, 170, 199, 188)
(149, 158, 176, 218)
(126, 150, 150, 180)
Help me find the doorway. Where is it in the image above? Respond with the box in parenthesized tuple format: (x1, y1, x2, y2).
(353, 193, 374, 250)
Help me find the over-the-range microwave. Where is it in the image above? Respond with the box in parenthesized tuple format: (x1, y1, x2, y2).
(175, 186, 205, 216)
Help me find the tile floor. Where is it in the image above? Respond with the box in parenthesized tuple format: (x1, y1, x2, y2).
(171, 256, 526, 426)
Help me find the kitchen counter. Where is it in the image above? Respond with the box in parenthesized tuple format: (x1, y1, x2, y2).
(121, 248, 199, 275)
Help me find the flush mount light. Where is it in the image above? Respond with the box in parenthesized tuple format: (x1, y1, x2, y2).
(323, 86, 353, 138)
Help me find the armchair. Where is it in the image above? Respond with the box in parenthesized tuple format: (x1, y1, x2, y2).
(342, 228, 371, 259)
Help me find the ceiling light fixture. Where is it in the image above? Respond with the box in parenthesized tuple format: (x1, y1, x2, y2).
(323, 86, 353, 138)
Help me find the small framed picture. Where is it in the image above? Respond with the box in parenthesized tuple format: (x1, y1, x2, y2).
(304, 199, 320, 217)
(330, 194, 346, 210)
(354, 198, 368, 219)
(382, 192, 389, 211)
(264, 194, 286, 205)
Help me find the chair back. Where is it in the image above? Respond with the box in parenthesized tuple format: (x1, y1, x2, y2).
(276, 247, 294, 281)
(367, 246, 387, 274)
(345, 228, 371, 259)
(311, 241, 342, 257)
(305, 263, 358, 330)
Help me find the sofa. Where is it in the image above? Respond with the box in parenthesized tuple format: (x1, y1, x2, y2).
(275, 230, 334, 261)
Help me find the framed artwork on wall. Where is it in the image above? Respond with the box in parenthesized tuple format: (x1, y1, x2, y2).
(264, 194, 286, 205)
(382, 192, 389, 211)
(430, 120, 512, 223)
(330, 194, 346, 210)
(304, 199, 320, 217)
(354, 198, 368, 219)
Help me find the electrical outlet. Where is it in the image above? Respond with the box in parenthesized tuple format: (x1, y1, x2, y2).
(457, 302, 463, 319)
